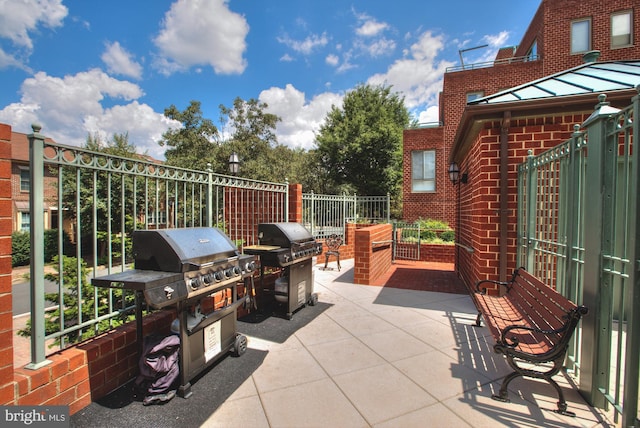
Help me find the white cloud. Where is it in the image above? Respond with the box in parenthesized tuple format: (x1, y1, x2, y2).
(0, 70, 179, 160)
(367, 31, 454, 110)
(259, 84, 342, 150)
(483, 30, 510, 48)
(277, 32, 329, 55)
(101, 41, 143, 79)
(280, 53, 294, 62)
(0, 0, 67, 69)
(418, 105, 440, 125)
(325, 54, 339, 67)
(0, 0, 67, 49)
(153, 0, 249, 75)
(356, 37, 396, 57)
(356, 19, 388, 37)
(0, 47, 29, 71)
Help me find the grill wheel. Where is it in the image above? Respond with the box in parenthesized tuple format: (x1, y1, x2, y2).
(233, 334, 248, 357)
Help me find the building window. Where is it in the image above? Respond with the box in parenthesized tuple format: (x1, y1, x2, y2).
(611, 11, 632, 48)
(526, 40, 537, 60)
(20, 168, 30, 192)
(466, 91, 484, 103)
(19, 212, 30, 231)
(571, 18, 591, 54)
(411, 150, 436, 192)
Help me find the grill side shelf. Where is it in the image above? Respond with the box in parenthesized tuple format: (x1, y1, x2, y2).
(91, 270, 184, 290)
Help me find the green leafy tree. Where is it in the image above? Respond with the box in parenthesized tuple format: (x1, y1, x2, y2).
(18, 256, 135, 346)
(218, 97, 282, 180)
(59, 132, 143, 261)
(315, 83, 411, 207)
(160, 100, 222, 171)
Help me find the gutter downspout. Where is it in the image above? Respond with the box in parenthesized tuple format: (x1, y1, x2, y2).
(500, 111, 511, 280)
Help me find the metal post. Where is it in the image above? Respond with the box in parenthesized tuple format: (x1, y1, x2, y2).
(386, 193, 390, 223)
(26, 124, 51, 369)
(285, 180, 289, 222)
(579, 94, 620, 407)
(310, 191, 315, 236)
(525, 150, 536, 270)
(621, 87, 640, 428)
(206, 163, 213, 227)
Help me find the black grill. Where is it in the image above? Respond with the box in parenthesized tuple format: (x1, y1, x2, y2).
(92, 227, 256, 399)
(245, 222, 323, 267)
(244, 223, 320, 319)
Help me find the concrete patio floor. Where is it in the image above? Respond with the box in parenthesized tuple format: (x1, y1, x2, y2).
(197, 258, 612, 428)
(63, 258, 615, 427)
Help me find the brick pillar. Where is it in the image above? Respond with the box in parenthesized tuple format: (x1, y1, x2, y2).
(288, 183, 302, 223)
(0, 123, 15, 404)
(353, 224, 392, 285)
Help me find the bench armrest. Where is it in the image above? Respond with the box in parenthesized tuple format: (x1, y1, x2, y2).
(499, 323, 568, 348)
(475, 279, 510, 294)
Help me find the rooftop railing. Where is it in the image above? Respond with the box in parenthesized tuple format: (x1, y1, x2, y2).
(445, 54, 540, 73)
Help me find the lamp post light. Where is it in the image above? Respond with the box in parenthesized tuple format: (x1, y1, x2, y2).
(229, 152, 240, 176)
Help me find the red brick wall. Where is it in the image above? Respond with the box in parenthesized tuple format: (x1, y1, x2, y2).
(10, 310, 172, 414)
(288, 183, 302, 223)
(353, 224, 392, 285)
(537, 0, 640, 75)
(11, 161, 59, 231)
(418, 243, 454, 264)
(403, 0, 640, 231)
(457, 112, 591, 287)
(402, 127, 457, 226)
(0, 124, 14, 406)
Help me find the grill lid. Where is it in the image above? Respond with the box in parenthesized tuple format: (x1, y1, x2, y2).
(258, 222, 314, 247)
(133, 227, 239, 272)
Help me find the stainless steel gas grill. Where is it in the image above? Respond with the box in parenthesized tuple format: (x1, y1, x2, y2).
(92, 227, 257, 399)
(244, 222, 322, 319)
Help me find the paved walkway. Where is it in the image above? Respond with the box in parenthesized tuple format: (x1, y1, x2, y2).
(15, 259, 610, 427)
(199, 259, 611, 427)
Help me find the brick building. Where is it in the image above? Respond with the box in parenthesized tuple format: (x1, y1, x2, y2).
(10, 131, 60, 233)
(403, 0, 640, 226)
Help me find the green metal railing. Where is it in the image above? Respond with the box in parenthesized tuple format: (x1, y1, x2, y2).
(302, 192, 390, 238)
(27, 129, 288, 368)
(517, 92, 639, 426)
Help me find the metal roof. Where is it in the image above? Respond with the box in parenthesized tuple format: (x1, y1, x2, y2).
(468, 61, 640, 105)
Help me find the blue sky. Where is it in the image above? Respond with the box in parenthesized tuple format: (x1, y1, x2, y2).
(0, 0, 539, 160)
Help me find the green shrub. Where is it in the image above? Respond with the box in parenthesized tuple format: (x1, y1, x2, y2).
(414, 218, 455, 244)
(420, 230, 437, 241)
(440, 230, 455, 242)
(11, 231, 30, 267)
(12, 229, 75, 267)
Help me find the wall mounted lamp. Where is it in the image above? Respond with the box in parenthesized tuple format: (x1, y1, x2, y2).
(448, 161, 468, 185)
(229, 152, 240, 175)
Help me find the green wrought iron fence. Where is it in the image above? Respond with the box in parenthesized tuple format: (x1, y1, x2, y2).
(302, 192, 390, 239)
(517, 92, 640, 427)
(26, 128, 288, 368)
(391, 222, 421, 261)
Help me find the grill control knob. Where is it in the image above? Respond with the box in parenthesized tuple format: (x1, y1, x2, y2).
(233, 266, 242, 276)
(202, 273, 214, 284)
(188, 277, 202, 290)
(214, 270, 224, 282)
(224, 268, 234, 278)
(245, 261, 256, 272)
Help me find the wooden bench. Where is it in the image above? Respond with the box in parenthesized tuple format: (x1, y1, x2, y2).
(471, 267, 588, 416)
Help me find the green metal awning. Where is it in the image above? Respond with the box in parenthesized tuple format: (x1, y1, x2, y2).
(469, 61, 640, 105)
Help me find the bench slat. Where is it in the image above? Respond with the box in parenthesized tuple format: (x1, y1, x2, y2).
(474, 268, 582, 356)
(471, 267, 587, 415)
